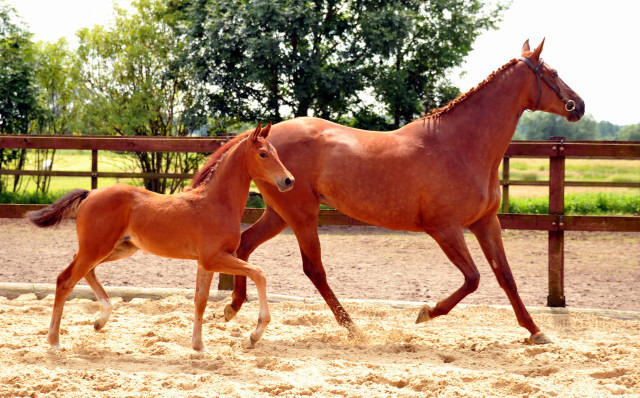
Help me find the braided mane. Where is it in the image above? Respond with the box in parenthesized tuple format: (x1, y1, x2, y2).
(189, 131, 251, 189)
(424, 58, 519, 119)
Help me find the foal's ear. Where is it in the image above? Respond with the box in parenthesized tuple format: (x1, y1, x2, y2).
(521, 39, 531, 55)
(250, 122, 262, 143)
(260, 122, 272, 138)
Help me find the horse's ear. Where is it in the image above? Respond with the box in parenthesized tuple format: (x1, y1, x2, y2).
(260, 122, 271, 138)
(250, 122, 262, 143)
(521, 39, 531, 55)
(531, 38, 545, 61)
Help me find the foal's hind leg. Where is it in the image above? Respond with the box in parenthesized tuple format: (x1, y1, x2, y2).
(86, 239, 139, 331)
(469, 215, 550, 344)
(48, 252, 103, 349)
(417, 226, 480, 323)
(225, 206, 288, 321)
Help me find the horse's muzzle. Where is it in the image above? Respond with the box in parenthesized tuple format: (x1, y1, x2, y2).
(277, 176, 295, 192)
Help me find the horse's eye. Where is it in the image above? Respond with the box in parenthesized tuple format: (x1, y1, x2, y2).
(260, 152, 267, 159)
(551, 72, 558, 79)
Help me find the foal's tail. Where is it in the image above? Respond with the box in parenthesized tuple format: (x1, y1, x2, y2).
(25, 188, 90, 228)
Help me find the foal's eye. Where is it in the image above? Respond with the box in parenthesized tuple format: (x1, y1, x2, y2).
(260, 152, 267, 158)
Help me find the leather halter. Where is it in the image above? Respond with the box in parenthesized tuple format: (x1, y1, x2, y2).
(518, 57, 576, 112)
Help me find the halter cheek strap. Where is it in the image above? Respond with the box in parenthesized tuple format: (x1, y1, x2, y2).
(518, 57, 576, 112)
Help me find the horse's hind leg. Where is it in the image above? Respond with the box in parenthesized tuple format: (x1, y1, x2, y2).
(86, 239, 139, 331)
(418, 226, 481, 323)
(469, 215, 550, 344)
(225, 206, 288, 321)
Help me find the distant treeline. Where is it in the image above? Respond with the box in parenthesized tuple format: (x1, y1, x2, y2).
(515, 112, 639, 141)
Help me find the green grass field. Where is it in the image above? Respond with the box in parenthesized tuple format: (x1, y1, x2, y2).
(2, 151, 639, 215)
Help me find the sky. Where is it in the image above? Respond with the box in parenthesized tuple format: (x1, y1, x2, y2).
(6, 0, 640, 126)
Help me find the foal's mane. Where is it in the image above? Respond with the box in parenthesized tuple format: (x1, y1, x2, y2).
(189, 131, 251, 189)
(423, 58, 519, 120)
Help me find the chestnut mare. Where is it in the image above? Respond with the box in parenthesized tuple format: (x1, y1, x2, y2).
(26, 123, 294, 351)
(194, 40, 585, 345)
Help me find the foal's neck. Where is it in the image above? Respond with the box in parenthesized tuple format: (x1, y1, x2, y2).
(202, 140, 252, 212)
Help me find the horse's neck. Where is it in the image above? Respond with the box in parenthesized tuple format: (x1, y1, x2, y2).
(436, 63, 530, 169)
(203, 141, 251, 211)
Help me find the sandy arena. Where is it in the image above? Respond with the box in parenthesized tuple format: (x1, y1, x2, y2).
(1, 219, 639, 397)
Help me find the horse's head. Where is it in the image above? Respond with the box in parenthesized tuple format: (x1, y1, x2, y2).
(246, 122, 295, 192)
(519, 39, 585, 122)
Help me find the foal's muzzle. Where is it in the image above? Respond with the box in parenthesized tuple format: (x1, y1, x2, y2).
(277, 176, 295, 192)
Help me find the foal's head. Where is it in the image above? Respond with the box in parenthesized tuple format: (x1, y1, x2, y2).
(520, 39, 585, 122)
(245, 123, 295, 192)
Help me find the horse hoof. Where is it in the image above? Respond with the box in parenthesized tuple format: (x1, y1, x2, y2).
(249, 332, 260, 347)
(528, 332, 552, 345)
(415, 305, 432, 324)
(224, 304, 237, 322)
(192, 344, 207, 353)
(94, 320, 104, 331)
(348, 327, 369, 343)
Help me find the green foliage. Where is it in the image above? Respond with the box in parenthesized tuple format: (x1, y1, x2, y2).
(0, 4, 41, 193)
(598, 120, 623, 141)
(0, 189, 62, 204)
(177, 0, 506, 128)
(516, 112, 600, 140)
(507, 192, 639, 215)
(74, 0, 208, 193)
(617, 123, 640, 141)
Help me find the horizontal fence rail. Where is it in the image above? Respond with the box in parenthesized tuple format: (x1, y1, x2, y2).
(1, 135, 639, 306)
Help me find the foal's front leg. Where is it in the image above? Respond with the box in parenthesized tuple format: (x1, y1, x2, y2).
(192, 266, 214, 352)
(203, 252, 271, 347)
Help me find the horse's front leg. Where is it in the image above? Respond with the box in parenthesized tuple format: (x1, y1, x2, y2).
(418, 226, 480, 323)
(192, 266, 214, 352)
(469, 215, 550, 344)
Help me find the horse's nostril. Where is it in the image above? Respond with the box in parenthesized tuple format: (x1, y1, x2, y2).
(285, 177, 293, 186)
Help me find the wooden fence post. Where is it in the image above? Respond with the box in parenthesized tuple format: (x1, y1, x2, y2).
(501, 156, 510, 213)
(91, 150, 98, 190)
(547, 136, 566, 307)
(218, 273, 234, 290)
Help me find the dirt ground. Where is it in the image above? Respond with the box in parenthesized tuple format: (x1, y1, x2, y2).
(1, 218, 639, 311)
(1, 219, 640, 397)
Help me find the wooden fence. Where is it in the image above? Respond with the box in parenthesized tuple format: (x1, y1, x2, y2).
(1, 134, 639, 307)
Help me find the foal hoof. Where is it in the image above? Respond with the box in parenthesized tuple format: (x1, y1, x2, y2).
(415, 305, 432, 324)
(528, 332, 552, 345)
(224, 304, 238, 322)
(249, 332, 260, 347)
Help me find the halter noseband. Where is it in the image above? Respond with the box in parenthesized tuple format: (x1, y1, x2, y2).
(518, 57, 576, 113)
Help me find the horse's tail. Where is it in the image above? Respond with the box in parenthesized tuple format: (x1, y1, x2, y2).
(25, 188, 90, 228)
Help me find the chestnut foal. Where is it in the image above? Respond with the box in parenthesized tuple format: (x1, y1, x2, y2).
(26, 123, 294, 351)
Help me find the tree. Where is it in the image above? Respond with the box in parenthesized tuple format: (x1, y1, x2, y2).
(29, 39, 80, 193)
(516, 112, 600, 140)
(618, 123, 640, 141)
(360, 0, 505, 127)
(75, 0, 205, 193)
(177, 0, 505, 128)
(598, 120, 622, 141)
(0, 4, 40, 193)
